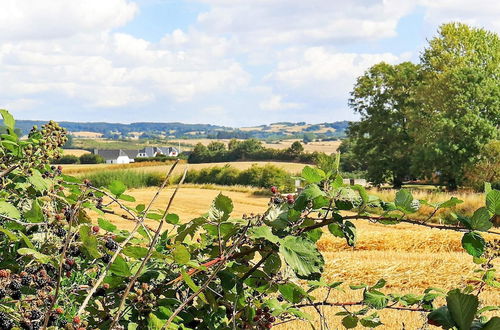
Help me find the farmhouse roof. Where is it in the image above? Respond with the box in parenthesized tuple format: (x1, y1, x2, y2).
(93, 149, 129, 161)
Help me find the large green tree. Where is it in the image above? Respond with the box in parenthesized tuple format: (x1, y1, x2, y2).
(347, 61, 420, 187)
(412, 23, 500, 188)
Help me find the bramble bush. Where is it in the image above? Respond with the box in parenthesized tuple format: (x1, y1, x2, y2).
(0, 109, 499, 329)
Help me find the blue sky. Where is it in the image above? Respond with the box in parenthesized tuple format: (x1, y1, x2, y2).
(0, 0, 499, 126)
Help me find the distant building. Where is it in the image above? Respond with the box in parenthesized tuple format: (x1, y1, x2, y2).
(93, 146, 179, 164)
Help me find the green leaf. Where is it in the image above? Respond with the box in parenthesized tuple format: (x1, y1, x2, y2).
(146, 213, 163, 221)
(0, 228, 18, 241)
(17, 248, 51, 264)
(147, 313, 165, 330)
(136, 204, 145, 213)
(301, 166, 323, 184)
(108, 180, 127, 196)
(462, 232, 485, 257)
(371, 279, 386, 289)
(279, 236, 324, 279)
(263, 253, 282, 274)
(294, 184, 325, 211)
(0, 109, 15, 131)
(342, 315, 358, 328)
(122, 246, 149, 259)
(427, 306, 455, 329)
(395, 189, 418, 213)
(0, 201, 21, 219)
(439, 197, 464, 209)
(165, 213, 180, 225)
(248, 226, 280, 244)
(173, 245, 190, 265)
(343, 221, 357, 247)
(469, 207, 493, 231)
(214, 193, 233, 215)
(79, 226, 102, 259)
(278, 283, 307, 303)
(446, 290, 478, 330)
(24, 200, 44, 223)
(364, 289, 389, 309)
(486, 190, 500, 215)
(28, 170, 49, 192)
(110, 255, 132, 277)
(119, 194, 135, 202)
(328, 223, 344, 238)
(482, 317, 500, 330)
(360, 313, 383, 328)
(98, 218, 117, 232)
(181, 270, 208, 304)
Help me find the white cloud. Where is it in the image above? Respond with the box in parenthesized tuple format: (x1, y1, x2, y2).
(259, 95, 302, 111)
(0, 0, 138, 40)
(267, 47, 401, 98)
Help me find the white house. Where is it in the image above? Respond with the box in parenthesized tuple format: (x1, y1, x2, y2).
(93, 149, 134, 164)
(93, 146, 179, 164)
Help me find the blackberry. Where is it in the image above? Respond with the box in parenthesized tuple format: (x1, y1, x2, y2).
(0, 312, 14, 330)
(21, 276, 32, 286)
(35, 277, 45, 288)
(59, 319, 68, 327)
(101, 254, 111, 263)
(54, 227, 66, 238)
(10, 290, 21, 299)
(105, 239, 118, 251)
(62, 263, 71, 271)
(95, 287, 106, 297)
(0, 289, 5, 299)
(9, 280, 21, 290)
(30, 309, 42, 320)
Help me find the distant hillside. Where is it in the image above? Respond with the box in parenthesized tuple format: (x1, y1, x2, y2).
(2, 119, 350, 140)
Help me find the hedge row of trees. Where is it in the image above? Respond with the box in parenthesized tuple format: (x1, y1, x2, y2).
(188, 139, 318, 164)
(344, 23, 500, 190)
(56, 153, 105, 164)
(182, 164, 296, 191)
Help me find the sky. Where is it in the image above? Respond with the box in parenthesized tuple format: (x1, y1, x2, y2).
(0, 0, 499, 127)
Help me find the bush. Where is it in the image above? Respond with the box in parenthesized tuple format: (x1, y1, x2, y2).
(55, 155, 79, 164)
(182, 164, 296, 191)
(79, 153, 105, 164)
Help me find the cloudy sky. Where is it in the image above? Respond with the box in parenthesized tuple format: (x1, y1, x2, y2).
(0, 0, 499, 126)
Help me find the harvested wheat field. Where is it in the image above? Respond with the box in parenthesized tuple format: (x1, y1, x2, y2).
(99, 187, 499, 329)
(62, 148, 90, 157)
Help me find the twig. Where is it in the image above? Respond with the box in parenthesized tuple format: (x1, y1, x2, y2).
(303, 214, 500, 236)
(293, 301, 428, 312)
(109, 167, 187, 328)
(0, 164, 19, 179)
(241, 251, 272, 281)
(0, 214, 49, 227)
(76, 162, 181, 316)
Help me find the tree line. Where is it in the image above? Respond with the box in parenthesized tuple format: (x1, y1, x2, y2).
(342, 23, 499, 189)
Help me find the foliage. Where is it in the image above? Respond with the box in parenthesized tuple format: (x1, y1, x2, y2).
(347, 23, 500, 189)
(79, 153, 105, 164)
(188, 139, 319, 164)
(348, 62, 419, 187)
(183, 164, 296, 192)
(55, 155, 79, 164)
(464, 140, 500, 191)
(0, 110, 498, 329)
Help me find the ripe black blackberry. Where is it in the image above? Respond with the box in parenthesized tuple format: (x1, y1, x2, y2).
(0, 311, 14, 329)
(54, 227, 66, 238)
(62, 263, 71, 271)
(105, 239, 118, 251)
(21, 275, 32, 286)
(101, 254, 112, 263)
(30, 309, 42, 320)
(9, 280, 21, 290)
(0, 289, 5, 299)
(10, 290, 21, 300)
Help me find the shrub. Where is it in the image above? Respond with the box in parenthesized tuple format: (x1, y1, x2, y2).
(55, 155, 79, 164)
(79, 153, 105, 164)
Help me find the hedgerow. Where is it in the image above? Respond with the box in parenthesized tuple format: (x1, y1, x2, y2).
(0, 109, 499, 329)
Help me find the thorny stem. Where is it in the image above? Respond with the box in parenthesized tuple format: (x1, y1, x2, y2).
(77, 162, 181, 317)
(110, 168, 187, 328)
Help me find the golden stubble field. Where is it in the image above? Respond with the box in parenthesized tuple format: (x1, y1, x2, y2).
(98, 187, 499, 329)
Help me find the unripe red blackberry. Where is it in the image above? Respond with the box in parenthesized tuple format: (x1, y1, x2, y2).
(270, 186, 278, 194)
(55, 307, 64, 314)
(92, 226, 100, 234)
(0, 270, 9, 278)
(73, 316, 81, 324)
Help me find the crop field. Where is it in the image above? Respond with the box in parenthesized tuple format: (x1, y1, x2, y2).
(62, 161, 308, 176)
(62, 148, 90, 157)
(99, 186, 499, 329)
